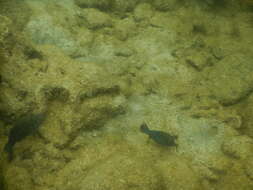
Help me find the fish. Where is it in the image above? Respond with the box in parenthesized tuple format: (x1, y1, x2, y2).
(140, 123, 178, 147)
(4, 113, 46, 161)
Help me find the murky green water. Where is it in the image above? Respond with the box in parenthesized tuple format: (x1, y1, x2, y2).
(0, 0, 253, 189)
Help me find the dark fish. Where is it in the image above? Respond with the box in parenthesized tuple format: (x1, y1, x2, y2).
(4, 113, 46, 161)
(140, 123, 178, 147)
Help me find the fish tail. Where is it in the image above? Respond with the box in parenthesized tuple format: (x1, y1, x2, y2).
(6, 150, 13, 161)
(140, 123, 150, 134)
(4, 142, 14, 161)
(4, 142, 12, 153)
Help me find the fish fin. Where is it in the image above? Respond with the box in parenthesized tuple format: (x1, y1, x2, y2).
(4, 142, 12, 153)
(140, 123, 150, 134)
(7, 150, 13, 161)
(4, 143, 14, 161)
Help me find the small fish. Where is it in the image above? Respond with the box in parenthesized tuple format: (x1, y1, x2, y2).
(4, 113, 46, 161)
(140, 123, 178, 147)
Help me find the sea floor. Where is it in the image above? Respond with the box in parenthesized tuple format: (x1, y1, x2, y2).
(0, 0, 253, 189)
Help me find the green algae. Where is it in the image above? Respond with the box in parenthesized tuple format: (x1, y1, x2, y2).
(0, 0, 253, 190)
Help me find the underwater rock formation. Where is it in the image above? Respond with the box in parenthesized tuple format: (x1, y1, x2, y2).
(0, 15, 11, 43)
(75, 0, 140, 12)
(75, 0, 113, 10)
(78, 8, 113, 29)
(1, 0, 253, 190)
(0, 15, 11, 65)
(151, 0, 180, 11)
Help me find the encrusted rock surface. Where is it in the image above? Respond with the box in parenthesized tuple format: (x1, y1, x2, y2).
(1, 0, 253, 190)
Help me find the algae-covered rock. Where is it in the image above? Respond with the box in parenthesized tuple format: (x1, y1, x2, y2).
(133, 3, 154, 22)
(1, 44, 125, 146)
(201, 53, 253, 106)
(112, 0, 140, 12)
(150, 0, 180, 11)
(0, 15, 11, 64)
(235, 94, 253, 138)
(75, 0, 113, 10)
(113, 17, 137, 41)
(75, 0, 140, 12)
(221, 135, 253, 159)
(70, 154, 162, 190)
(0, 0, 31, 31)
(157, 156, 203, 190)
(78, 8, 113, 29)
(243, 157, 253, 181)
(25, 15, 82, 56)
(216, 161, 253, 190)
(1, 43, 126, 187)
(1, 0, 253, 190)
(4, 166, 33, 190)
(0, 15, 11, 43)
(24, 0, 87, 57)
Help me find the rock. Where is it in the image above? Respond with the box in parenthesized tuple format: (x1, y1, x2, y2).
(114, 45, 134, 57)
(114, 17, 137, 41)
(202, 53, 253, 106)
(74, 0, 113, 10)
(133, 3, 154, 22)
(79, 8, 113, 29)
(243, 158, 253, 181)
(75, 27, 94, 49)
(24, 0, 87, 57)
(1, 44, 126, 148)
(75, 0, 140, 13)
(76, 92, 126, 130)
(33, 46, 125, 145)
(42, 86, 70, 102)
(151, 0, 179, 11)
(216, 161, 253, 190)
(0, 15, 11, 42)
(76, 154, 162, 190)
(221, 135, 253, 159)
(25, 15, 81, 56)
(235, 94, 253, 137)
(149, 12, 172, 28)
(4, 166, 33, 190)
(157, 156, 203, 190)
(194, 155, 232, 183)
(0, 15, 12, 63)
(1, 1, 253, 190)
(112, 0, 139, 12)
(184, 50, 215, 71)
